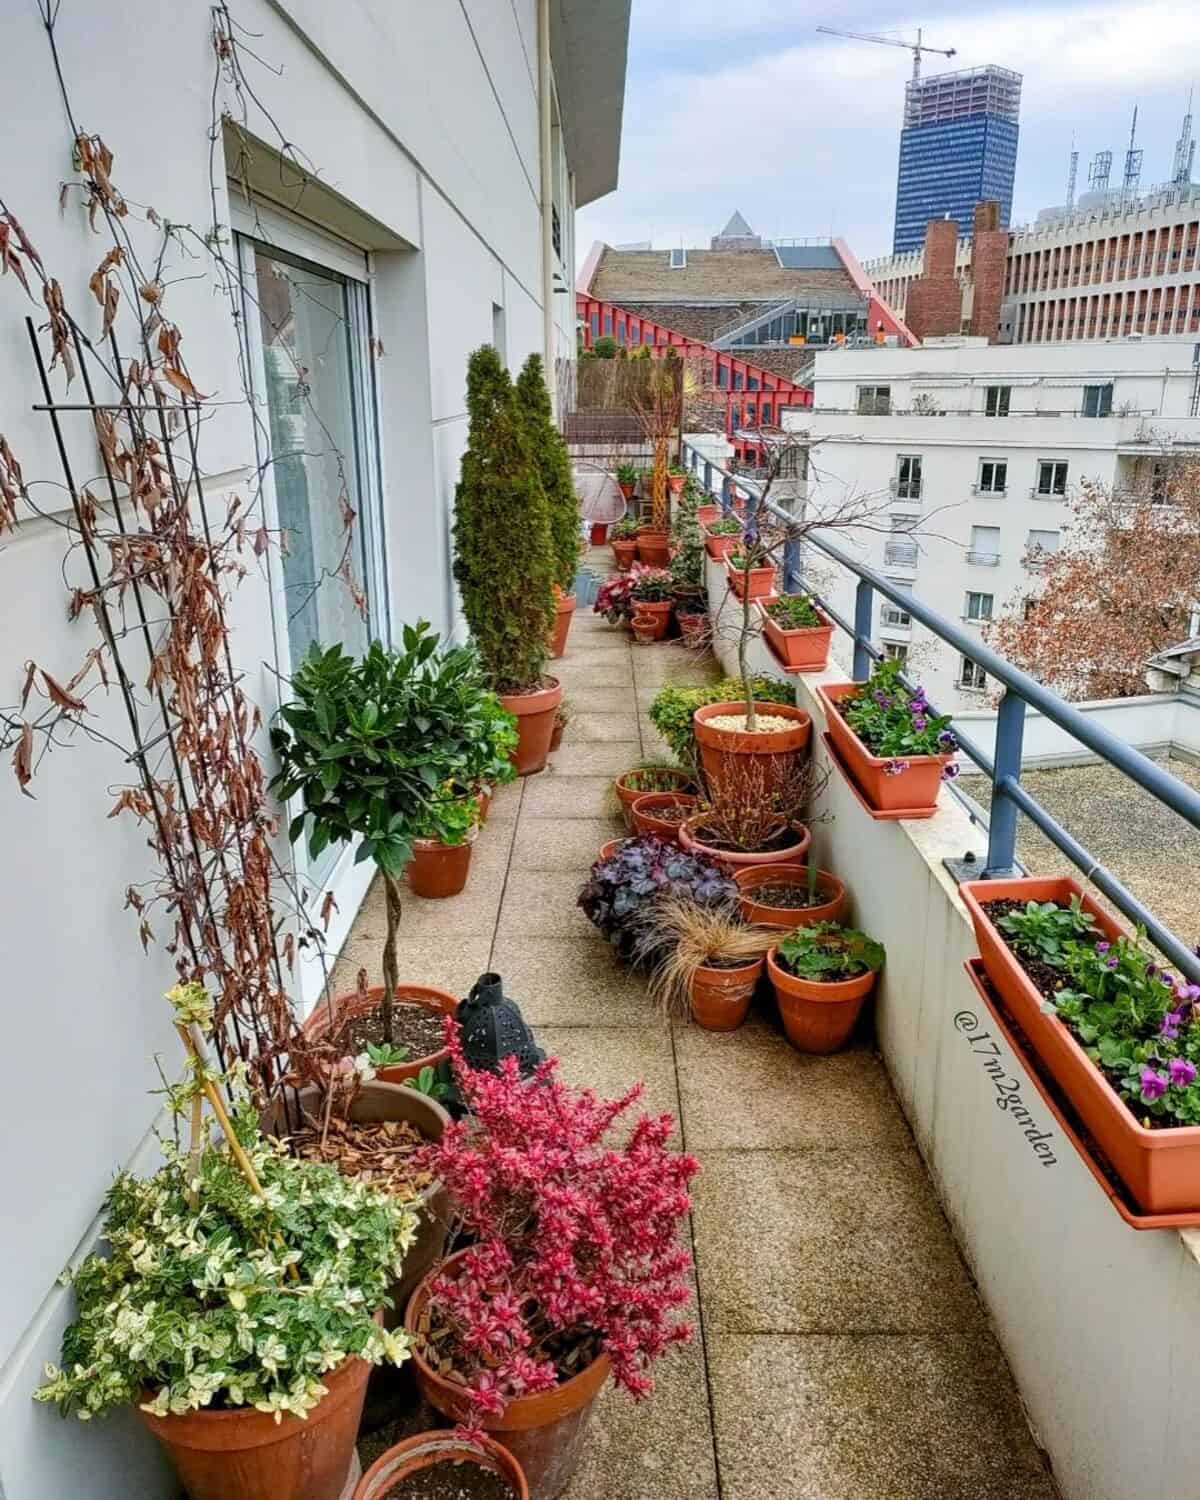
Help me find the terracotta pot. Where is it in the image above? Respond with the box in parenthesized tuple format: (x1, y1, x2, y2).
(589, 521, 610, 545)
(735, 865, 848, 929)
(725, 561, 776, 601)
(636, 529, 671, 566)
(690, 956, 764, 1031)
(549, 718, 565, 751)
(355, 1431, 529, 1500)
(611, 538, 638, 571)
(679, 814, 810, 870)
(677, 612, 708, 645)
(501, 678, 563, 777)
(597, 837, 625, 863)
(817, 683, 951, 814)
(767, 945, 877, 1053)
(759, 601, 834, 672)
(139, 1345, 372, 1500)
(667, 472, 686, 494)
(703, 530, 738, 562)
(630, 791, 699, 844)
(960, 875, 1200, 1214)
(692, 699, 811, 797)
(409, 830, 477, 899)
(301, 983, 459, 1084)
(549, 592, 576, 659)
(696, 504, 721, 526)
(405, 1252, 611, 1500)
(631, 613, 658, 645)
(630, 597, 672, 639)
(477, 785, 493, 824)
(614, 768, 694, 830)
(617, 481, 635, 501)
(268, 1080, 452, 1316)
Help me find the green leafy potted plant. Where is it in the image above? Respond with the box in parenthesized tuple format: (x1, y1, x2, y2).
(35, 984, 414, 1500)
(760, 593, 834, 672)
(453, 345, 560, 775)
(635, 893, 775, 1031)
(767, 922, 885, 1052)
(629, 566, 675, 639)
(817, 657, 957, 814)
(517, 355, 581, 661)
(610, 515, 640, 571)
(615, 460, 638, 502)
(725, 546, 776, 602)
(462, 694, 518, 822)
(409, 784, 481, 899)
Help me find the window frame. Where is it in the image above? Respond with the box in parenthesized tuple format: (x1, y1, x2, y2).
(964, 590, 994, 622)
(857, 384, 891, 416)
(976, 458, 1007, 495)
(895, 453, 923, 499)
(985, 384, 1011, 416)
(1027, 528, 1061, 555)
(1035, 460, 1069, 497)
(1081, 382, 1114, 417)
(959, 656, 988, 691)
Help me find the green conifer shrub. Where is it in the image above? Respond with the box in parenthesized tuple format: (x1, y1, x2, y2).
(516, 354, 580, 592)
(452, 346, 556, 693)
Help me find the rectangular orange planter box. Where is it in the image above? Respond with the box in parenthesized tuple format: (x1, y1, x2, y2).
(703, 528, 738, 562)
(817, 682, 951, 814)
(960, 875, 1200, 1215)
(759, 601, 834, 671)
(725, 561, 776, 601)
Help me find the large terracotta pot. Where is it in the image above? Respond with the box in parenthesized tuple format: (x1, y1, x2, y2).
(636, 528, 671, 566)
(501, 678, 563, 777)
(409, 831, 477, 899)
(405, 1253, 611, 1500)
(735, 865, 848, 929)
(759, 601, 834, 672)
(679, 814, 810, 870)
(960, 875, 1200, 1214)
(630, 791, 699, 844)
(692, 699, 811, 796)
(301, 983, 459, 1084)
(690, 956, 763, 1031)
(630, 597, 672, 639)
(767, 945, 876, 1054)
(818, 682, 951, 814)
(354, 1431, 529, 1500)
(549, 592, 576, 659)
(611, 537, 638, 571)
(614, 767, 693, 829)
(138, 1335, 373, 1500)
(725, 560, 776, 601)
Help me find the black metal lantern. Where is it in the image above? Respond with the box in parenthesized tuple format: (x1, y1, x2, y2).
(458, 972, 545, 1074)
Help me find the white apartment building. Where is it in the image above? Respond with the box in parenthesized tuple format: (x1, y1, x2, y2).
(786, 338, 1200, 709)
(0, 5, 628, 1496)
(863, 183, 1200, 345)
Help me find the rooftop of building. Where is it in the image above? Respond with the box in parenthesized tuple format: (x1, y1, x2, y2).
(588, 246, 856, 304)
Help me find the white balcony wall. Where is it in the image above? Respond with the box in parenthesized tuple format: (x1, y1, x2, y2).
(706, 555, 1200, 1500)
(0, 2, 613, 1493)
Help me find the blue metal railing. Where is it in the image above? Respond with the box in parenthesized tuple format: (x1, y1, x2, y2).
(681, 438, 1200, 983)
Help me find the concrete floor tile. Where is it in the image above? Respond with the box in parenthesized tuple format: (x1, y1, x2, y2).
(555, 660, 636, 689)
(561, 625, 629, 652)
(537, 1024, 680, 1135)
(397, 881, 502, 936)
(491, 935, 659, 1027)
(522, 773, 621, 820)
(561, 1342, 717, 1500)
(498, 869, 597, 937)
(555, 647, 632, 674)
(571, 712, 642, 743)
(692, 1148, 982, 1335)
(549, 741, 643, 776)
(675, 1029, 909, 1151)
(329, 931, 493, 1003)
(510, 817, 622, 871)
(709, 1334, 1059, 1500)
(561, 686, 645, 716)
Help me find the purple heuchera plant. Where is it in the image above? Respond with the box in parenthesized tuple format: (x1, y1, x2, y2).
(577, 836, 736, 962)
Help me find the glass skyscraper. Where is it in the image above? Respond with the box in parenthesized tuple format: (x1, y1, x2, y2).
(892, 66, 1022, 255)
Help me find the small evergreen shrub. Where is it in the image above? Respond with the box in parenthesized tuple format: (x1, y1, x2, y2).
(516, 354, 580, 592)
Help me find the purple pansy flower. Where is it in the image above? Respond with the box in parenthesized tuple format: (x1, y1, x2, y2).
(1161, 1011, 1184, 1040)
(1140, 1067, 1169, 1102)
(1095, 941, 1110, 954)
(1170, 1058, 1198, 1088)
(912, 714, 927, 730)
(1105, 956, 1119, 969)
(942, 762, 960, 780)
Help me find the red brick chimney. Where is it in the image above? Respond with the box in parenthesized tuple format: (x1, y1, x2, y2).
(905, 217, 963, 342)
(969, 200, 1007, 342)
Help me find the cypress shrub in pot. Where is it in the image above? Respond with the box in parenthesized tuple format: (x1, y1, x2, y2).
(517, 354, 581, 660)
(453, 345, 561, 774)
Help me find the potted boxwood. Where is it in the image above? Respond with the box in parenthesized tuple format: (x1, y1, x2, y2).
(960, 878, 1200, 1214)
(453, 345, 561, 776)
(613, 764, 695, 829)
(767, 922, 886, 1053)
(702, 515, 742, 561)
(355, 1431, 529, 1500)
(518, 355, 580, 662)
(735, 863, 849, 929)
(35, 984, 415, 1500)
(404, 1022, 698, 1498)
(635, 893, 775, 1031)
(817, 657, 957, 814)
(610, 516, 640, 570)
(409, 785, 480, 900)
(577, 835, 736, 964)
(760, 593, 834, 672)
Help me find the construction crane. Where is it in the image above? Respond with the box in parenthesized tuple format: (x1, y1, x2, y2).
(815, 25, 956, 82)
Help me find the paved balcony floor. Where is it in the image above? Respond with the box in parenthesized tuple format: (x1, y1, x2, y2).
(351, 550, 1060, 1500)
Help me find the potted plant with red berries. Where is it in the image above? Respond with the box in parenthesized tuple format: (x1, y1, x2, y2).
(405, 1022, 698, 1499)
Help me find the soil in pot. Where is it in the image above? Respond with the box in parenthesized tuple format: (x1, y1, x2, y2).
(290, 1115, 434, 1201)
(630, 792, 698, 842)
(305, 985, 459, 1085)
(332, 999, 448, 1063)
(371, 1463, 515, 1499)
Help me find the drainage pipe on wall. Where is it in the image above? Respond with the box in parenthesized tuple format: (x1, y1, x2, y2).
(537, 0, 556, 418)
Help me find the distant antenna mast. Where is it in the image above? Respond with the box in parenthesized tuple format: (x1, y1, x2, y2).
(1066, 134, 1079, 208)
(1089, 149, 1112, 194)
(1122, 105, 1143, 197)
(1172, 89, 1196, 186)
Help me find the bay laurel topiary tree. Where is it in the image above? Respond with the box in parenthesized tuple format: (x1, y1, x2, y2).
(453, 345, 556, 695)
(516, 352, 580, 592)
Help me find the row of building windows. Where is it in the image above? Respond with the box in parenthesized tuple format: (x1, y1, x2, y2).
(855, 382, 1113, 420)
(1013, 285, 1200, 342)
(1006, 220, 1200, 296)
(892, 450, 1072, 500)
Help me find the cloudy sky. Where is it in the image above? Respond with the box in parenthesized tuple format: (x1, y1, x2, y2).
(577, 0, 1200, 265)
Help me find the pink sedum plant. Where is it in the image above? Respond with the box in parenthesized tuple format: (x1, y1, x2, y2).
(416, 1018, 698, 1434)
